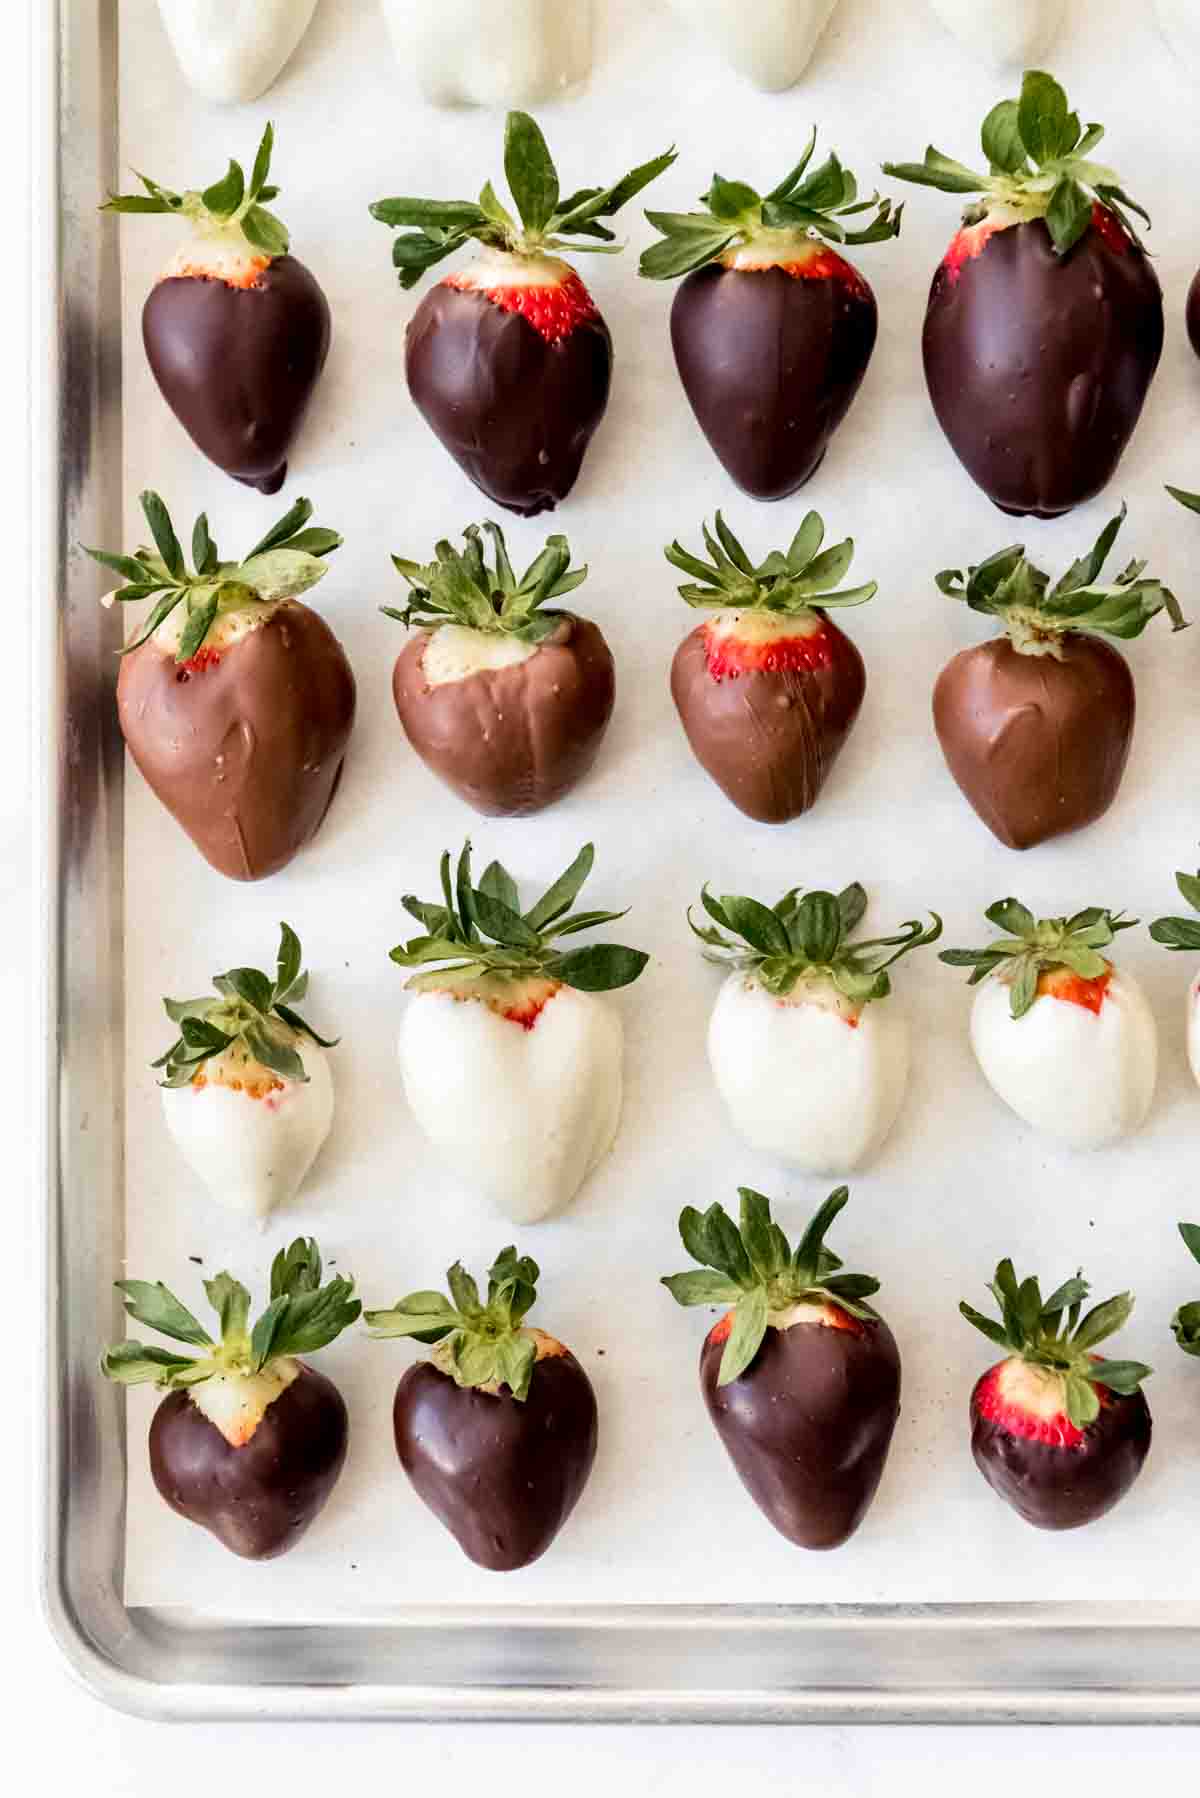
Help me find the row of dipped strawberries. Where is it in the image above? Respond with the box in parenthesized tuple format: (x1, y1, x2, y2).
(86, 491, 1194, 874)
(104, 74, 1188, 527)
(99, 1201, 1200, 1567)
(140, 858, 1200, 1235)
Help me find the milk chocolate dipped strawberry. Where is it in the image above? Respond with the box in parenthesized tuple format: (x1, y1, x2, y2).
(85, 492, 355, 881)
(104, 126, 329, 494)
(663, 1187, 901, 1551)
(884, 73, 1162, 517)
(392, 842, 648, 1224)
(101, 1238, 359, 1560)
(366, 1247, 597, 1572)
(155, 923, 337, 1224)
(692, 879, 941, 1173)
(933, 508, 1184, 850)
(641, 135, 901, 499)
(961, 1259, 1152, 1531)
(941, 899, 1157, 1150)
(667, 510, 875, 823)
(385, 521, 613, 816)
(370, 113, 675, 515)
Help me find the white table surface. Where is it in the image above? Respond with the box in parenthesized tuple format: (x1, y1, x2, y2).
(10, 0, 1200, 1775)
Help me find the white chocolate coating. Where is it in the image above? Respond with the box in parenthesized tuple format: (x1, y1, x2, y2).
(157, 0, 319, 104)
(926, 0, 1064, 68)
(382, 1, 593, 107)
(668, 0, 838, 91)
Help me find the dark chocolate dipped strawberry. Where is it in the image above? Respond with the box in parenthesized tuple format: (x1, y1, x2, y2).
(883, 72, 1163, 517)
(366, 1246, 598, 1572)
(103, 126, 329, 495)
(85, 491, 356, 881)
(933, 506, 1184, 851)
(641, 132, 901, 499)
(961, 1258, 1152, 1531)
(662, 1186, 901, 1551)
(666, 510, 875, 823)
(101, 1238, 360, 1561)
(370, 112, 675, 516)
(385, 521, 613, 816)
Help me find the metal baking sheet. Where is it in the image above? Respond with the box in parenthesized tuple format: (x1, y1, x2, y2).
(39, 0, 1200, 1718)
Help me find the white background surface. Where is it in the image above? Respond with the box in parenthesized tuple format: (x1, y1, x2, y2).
(10, 0, 1200, 1779)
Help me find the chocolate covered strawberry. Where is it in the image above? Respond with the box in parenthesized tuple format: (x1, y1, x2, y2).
(385, 520, 613, 816)
(663, 1187, 900, 1550)
(391, 842, 648, 1224)
(155, 923, 337, 1224)
(366, 1247, 597, 1571)
(692, 878, 941, 1173)
(941, 899, 1157, 1150)
(961, 1259, 1152, 1531)
(884, 72, 1163, 516)
(370, 112, 674, 516)
(1149, 865, 1200, 1093)
(1170, 1222, 1200, 1359)
(667, 510, 875, 823)
(926, 1, 1063, 68)
(157, 2, 319, 104)
(641, 135, 900, 498)
(101, 1238, 359, 1560)
(933, 507, 1184, 850)
(85, 491, 355, 881)
(104, 125, 329, 494)
(667, 1, 838, 91)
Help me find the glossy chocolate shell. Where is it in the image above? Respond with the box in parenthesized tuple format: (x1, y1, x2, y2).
(970, 1378, 1152, 1531)
(1187, 269, 1200, 359)
(670, 262, 878, 500)
(392, 614, 615, 816)
(670, 618, 866, 823)
(393, 1351, 598, 1571)
(117, 600, 356, 882)
(148, 1365, 349, 1560)
(923, 217, 1162, 517)
(405, 284, 612, 516)
(700, 1315, 901, 1551)
(932, 634, 1134, 850)
(142, 254, 331, 495)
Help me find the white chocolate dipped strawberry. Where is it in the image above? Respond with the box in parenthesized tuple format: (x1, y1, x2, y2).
(1149, 867, 1200, 1088)
(942, 900, 1157, 1151)
(156, 924, 338, 1223)
(1156, 1, 1200, 79)
(383, 1, 594, 108)
(926, 2, 1064, 69)
(157, 1, 319, 104)
(692, 880, 941, 1174)
(392, 843, 649, 1224)
(668, 1, 838, 91)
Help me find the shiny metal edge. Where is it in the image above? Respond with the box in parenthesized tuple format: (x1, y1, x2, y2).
(36, 0, 1200, 1723)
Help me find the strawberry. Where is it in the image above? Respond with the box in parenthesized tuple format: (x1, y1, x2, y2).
(691, 879, 941, 1173)
(391, 843, 648, 1224)
(155, 923, 338, 1224)
(666, 2, 839, 91)
(385, 520, 613, 816)
(85, 492, 356, 881)
(932, 507, 1185, 849)
(101, 1238, 360, 1560)
(941, 899, 1157, 1150)
(961, 1259, 1152, 1530)
(926, 2, 1063, 68)
(1149, 865, 1200, 1091)
(103, 125, 329, 494)
(370, 113, 674, 516)
(666, 510, 875, 823)
(157, 2, 319, 104)
(884, 72, 1162, 517)
(366, 1247, 597, 1572)
(641, 133, 901, 498)
(663, 1187, 901, 1550)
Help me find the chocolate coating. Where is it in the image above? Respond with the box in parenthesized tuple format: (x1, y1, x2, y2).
(670, 263, 878, 500)
(392, 615, 615, 816)
(405, 284, 612, 516)
(117, 601, 356, 881)
(1187, 269, 1200, 359)
(393, 1351, 598, 1571)
(970, 1379, 1152, 1531)
(148, 1366, 349, 1560)
(923, 218, 1162, 517)
(932, 634, 1134, 851)
(670, 620, 866, 823)
(143, 256, 331, 494)
(701, 1317, 901, 1551)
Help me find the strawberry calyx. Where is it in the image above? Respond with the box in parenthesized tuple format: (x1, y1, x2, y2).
(662, 1187, 884, 1387)
(941, 898, 1135, 1021)
(382, 519, 588, 646)
(665, 509, 877, 623)
(962, 1258, 1151, 1434)
(1150, 868, 1200, 956)
(102, 121, 291, 260)
(365, 1246, 547, 1403)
